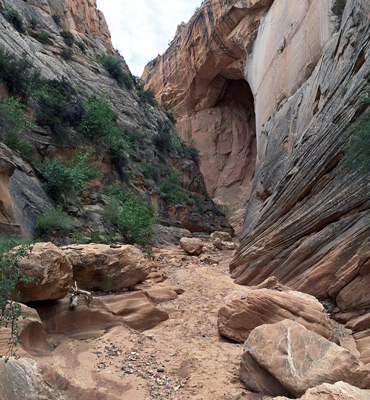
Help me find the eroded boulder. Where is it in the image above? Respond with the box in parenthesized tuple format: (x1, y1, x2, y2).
(15, 242, 72, 302)
(179, 237, 204, 256)
(62, 244, 150, 292)
(240, 320, 370, 397)
(218, 288, 337, 343)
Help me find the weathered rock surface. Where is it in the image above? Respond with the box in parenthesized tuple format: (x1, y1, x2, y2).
(62, 243, 150, 292)
(0, 359, 66, 400)
(218, 288, 337, 343)
(0, 303, 52, 358)
(240, 320, 370, 397)
(179, 237, 204, 256)
(211, 231, 233, 242)
(274, 381, 370, 400)
(144, 0, 370, 312)
(15, 242, 72, 302)
(35, 292, 169, 337)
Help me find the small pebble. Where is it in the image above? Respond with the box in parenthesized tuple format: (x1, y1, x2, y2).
(157, 367, 165, 372)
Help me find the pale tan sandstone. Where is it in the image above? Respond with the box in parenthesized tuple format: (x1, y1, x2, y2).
(179, 237, 204, 256)
(62, 244, 150, 292)
(274, 381, 370, 400)
(211, 231, 233, 242)
(15, 242, 72, 302)
(0, 303, 52, 358)
(218, 288, 337, 343)
(240, 320, 370, 397)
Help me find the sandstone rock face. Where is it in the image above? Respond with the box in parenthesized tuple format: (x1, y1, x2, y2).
(240, 320, 370, 397)
(15, 242, 73, 302)
(0, 358, 66, 400)
(35, 292, 169, 337)
(62, 244, 150, 292)
(144, 0, 370, 313)
(179, 237, 204, 256)
(211, 231, 233, 242)
(274, 381, 370, 400)
(218, 288, 337, 343)
(0, 303, 52, 358)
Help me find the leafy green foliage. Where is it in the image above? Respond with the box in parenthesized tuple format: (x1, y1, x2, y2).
(37, 207, 70, 236)
(60, 48, 72, 60)
(1, 7, 25, 33)
(52, 14, 61, 26)
(43, 150, 99, 201)
(0, 237, 33, 360)
(159, 170, 189, 204)
(0, 45, 37, 99)
(0, 97, 35, 156)
(135, 79, 157, 106)
(106, 184, 156, 247)
(99, 54, 133, 89)
(34, 31, 51, 45)
(75, 41, 86, 53)
(153, 125, 172, 153)
(60, 30, 74, 47)
(339, 110, 370, 176)
(34, 77, 80, 130)
(79, 95, 130, 156)
(193, 194, 205, 213)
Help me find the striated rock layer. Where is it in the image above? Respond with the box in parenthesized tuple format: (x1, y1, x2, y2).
(145, 0, 370, 318)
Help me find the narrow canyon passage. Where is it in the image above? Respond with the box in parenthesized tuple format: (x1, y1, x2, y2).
(35, 246, 245, 399)
(189, 77, 257, 234)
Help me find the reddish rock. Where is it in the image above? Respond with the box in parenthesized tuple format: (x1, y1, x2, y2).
(211, 231, 233, 242)
(36, 292, 169, 337)
(62, 244, 150, 292)
(240, 320, 370, 397)
(354, 329, 370, 365)
(274, 381, 370, 400)
(0, 304, 52, 358)
(15, 242, 73, 302)
(218, 289, 337, 343)
(143, 287, 178, 303)
(179, 237, 204, 256)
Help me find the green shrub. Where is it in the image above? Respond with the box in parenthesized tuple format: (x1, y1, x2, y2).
(34, 31, 51, 45)
(159, 170, 189, 204)
(60, 30, 74, 47)
(79, 95, 129, 154)
(43, 150, 99, 201)
(153, 126, 173, 153)
(60, 48, 72, 60)
(99, 54, 133, 89)
(37, 207, 70, 235)
(34, 77, 78, 128)
(339, 110, 370, 175)
(1, 7, 25, 33)
(75, 41, 86, 53)
(0, 45, 36, 99)
(193, 194, 205, 213)
(0, 237, 33, 360)
(52, 14, 61, 26)
(106, 184, 156, 247)
(164, 109, 176, 124)
(0, 97, 35, 156)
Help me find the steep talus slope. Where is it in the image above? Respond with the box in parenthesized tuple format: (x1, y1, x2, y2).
(144, 0, 369, 316)
(0, 0, 231, 239)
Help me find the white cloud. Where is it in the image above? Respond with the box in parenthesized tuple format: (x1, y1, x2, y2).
(97, 0, 202, 76)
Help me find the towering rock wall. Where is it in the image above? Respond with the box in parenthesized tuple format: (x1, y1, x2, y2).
(0, 0, 231, 238)
(144, 0, 370, 316)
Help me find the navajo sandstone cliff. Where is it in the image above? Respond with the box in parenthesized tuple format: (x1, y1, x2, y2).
(144, 0, 369, 336)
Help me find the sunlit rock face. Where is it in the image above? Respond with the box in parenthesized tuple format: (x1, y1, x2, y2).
(144, 0, 369, 320)
(143, 0, 335, 234)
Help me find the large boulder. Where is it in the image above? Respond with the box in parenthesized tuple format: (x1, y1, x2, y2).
(61, 244, 150, 292)
(240, 320, 370, 397)
(179, 237, 204, 256)
(218, 288, 337, 343)
(274, 381, 370, 400)
(15, 242, 73, 302)
(35, 292, 169, 337)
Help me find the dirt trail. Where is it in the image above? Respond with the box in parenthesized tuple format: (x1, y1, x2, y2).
(36, 245, 252, 399)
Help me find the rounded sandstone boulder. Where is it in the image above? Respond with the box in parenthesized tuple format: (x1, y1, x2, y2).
(15, 242, 73, 303)
(179, 237, 204, 256)
(61, 243, 150, 292)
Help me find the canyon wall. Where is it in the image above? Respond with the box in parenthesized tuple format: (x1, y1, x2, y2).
(0, 0, 231, 238)
(144, 0, 370, 314)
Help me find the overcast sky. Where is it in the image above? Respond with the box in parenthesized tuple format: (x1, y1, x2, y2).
(97, 0, 202, 77)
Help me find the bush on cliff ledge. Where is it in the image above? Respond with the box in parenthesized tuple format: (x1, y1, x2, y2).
(99, 53, 133, 89)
